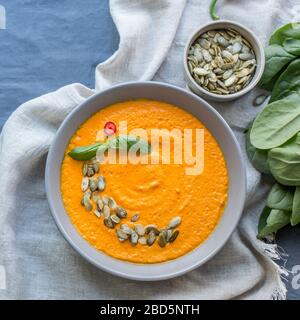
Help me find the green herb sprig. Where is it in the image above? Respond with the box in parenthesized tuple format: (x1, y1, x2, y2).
(68, 135, 151, 161)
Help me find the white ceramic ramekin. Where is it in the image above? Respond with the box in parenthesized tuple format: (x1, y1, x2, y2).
(184, 20, 265, 102)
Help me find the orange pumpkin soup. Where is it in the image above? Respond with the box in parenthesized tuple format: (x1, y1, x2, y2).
(61, 99, 228, 263)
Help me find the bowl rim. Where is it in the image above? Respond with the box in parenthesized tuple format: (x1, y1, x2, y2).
(45, 81, 246, 281)
(183, 19, 265, 100)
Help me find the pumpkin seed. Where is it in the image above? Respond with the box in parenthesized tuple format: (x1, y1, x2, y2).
(145, 224, 159, 235)
(131, 214, 139, 222)
(232, 42, 242, 54)
(121, 224, 133, 235)
(138, 237, 147, 245)
(202, 49, 212, 62)
(168, 216, 182, 229)
(89, 177, 98, 192)
(193, 67, 210, 76)
(194, 48, 203, 62)
(102, 195, 109, 205)
(103, 205, 110, 218)
(116, 229, 128, 240)
(92, 191, 100, 202)
(217, 36, 229, 47)
(158, 230, 167, 248)
(130, 231, 139, 245)
(222, 50, 233, 61)
(236, 68, 251, 78)
(169, 230, 179, 243)
(134, 224, 145, 236)
(91, 162, 99, 174)
(94, 209, 101, 218)
(81, 177, 89, 192)
(223, 69, 234, 80)
(199, 38, 210, 49)
(97, 176, 106, 191)
(82, 163, 88, 177)
(165, 229, 173, 242)
(108, 197, 117, 209)
(86, 166, 95, 177)
(224, 75, 237, 87)
(97, 198, 104, 211)
(116, 207, 127, 219)
(239, 52, 253, 60)
(104, 217, 114, 229)
(147, 231, 156, 246)
(111, 214, 120, 224)
(83, 194, 92, 211)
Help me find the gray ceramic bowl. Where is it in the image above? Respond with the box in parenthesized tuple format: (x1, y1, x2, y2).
(45, 81, 246, 281)
(184, 20, 265, 102)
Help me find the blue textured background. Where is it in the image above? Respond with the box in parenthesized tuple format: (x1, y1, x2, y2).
(0, 0, 299, 299)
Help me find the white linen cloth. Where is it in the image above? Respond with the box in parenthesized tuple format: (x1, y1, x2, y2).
(0, 0, 295, 299)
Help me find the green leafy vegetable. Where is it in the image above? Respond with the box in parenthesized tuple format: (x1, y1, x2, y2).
(291, 186, 300, 226)
(270, 59, 300, 102)
(249, 22, 300, 239)
(257, 207, 291, 239)
(258, 45, 296, 91)
(250, 98, 300, 150)
(268, 133, 300, 186)
(209, 0, 220, 20)
(245, 122, 270, 174)
(68, 135, 151, 161)
(269, 22, 300, 46)
(267, 183, 294, 211)
(283, 38, 300, 55)
(68, 142, 103, 161)
(108, 135, 151, 153)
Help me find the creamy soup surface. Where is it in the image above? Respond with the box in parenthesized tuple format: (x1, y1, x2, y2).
(61, 99, 228, 263)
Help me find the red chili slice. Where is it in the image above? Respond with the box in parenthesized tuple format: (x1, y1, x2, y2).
(104, 121, 117, 136)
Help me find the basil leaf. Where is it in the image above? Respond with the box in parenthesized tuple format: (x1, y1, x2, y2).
(69, 135, 151, 161)
(68, 142, 103, 161)
(269, 23, 300, 46)
(257, 207, 291, 239)
(267, 183, 294, 211)
(292, 186, 300, 226)
(108, 135, 151, 153)
(250, 98, 300, 150)
(258, 45, 296, 91)
(245, 121, 270, 174)
(268, 132, 300, 186)
(270, 59, 300, 103)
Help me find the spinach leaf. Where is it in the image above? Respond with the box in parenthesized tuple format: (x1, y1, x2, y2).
(68, 142, 103, 161)
(292, 186, 300, 226)
(258, 45, 296, 91)
(209, 0, 220, 20)
(250, 98, 300, 150)
(268, 133, 300, 186)
(283, 38, 300, 56)
(270, 59, 300, 102)
(257, 206, 272, 238)
(269, 22, 300, 46)
(245, 122, 270, 174)
(267, 183, 294, 211)
(257, 207, 291, 239)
